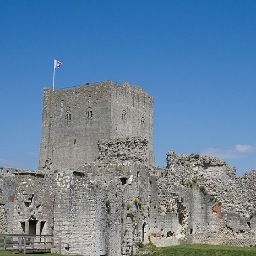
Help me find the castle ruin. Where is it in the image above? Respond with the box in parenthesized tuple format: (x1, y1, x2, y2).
(0, 81, 256, 255)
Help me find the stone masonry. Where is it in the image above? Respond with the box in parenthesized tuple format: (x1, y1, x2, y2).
(39, 81, 154, 171)
(0, 81, 256, 255)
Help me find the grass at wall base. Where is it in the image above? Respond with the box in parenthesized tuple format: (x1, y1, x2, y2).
(136, 244, 256, 256)
(1, 244, 256, 256)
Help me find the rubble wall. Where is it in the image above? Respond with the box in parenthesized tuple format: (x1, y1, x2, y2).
(1, 156, 256, 255)
(164, 151, 256, 246)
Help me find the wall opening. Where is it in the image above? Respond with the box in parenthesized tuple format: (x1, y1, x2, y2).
(66, 106, 71, 121)
(87, 107, 93, 118)
(40, 221, 46, 235)
(120, 177, 127, 185)
(167, 231, 174, 237)
(24, 201, 31, 207)
(66, 113, 71, 121)
(122, 110, 127, 120)
(142, 222, 147, 242)
(29, 220, 38, 235)
(141, 117, 145, 127)
(20, 222, 25, 233)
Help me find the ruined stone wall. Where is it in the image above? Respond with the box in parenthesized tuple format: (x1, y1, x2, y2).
(52, 162, 158, 256)
(0, 204, 7, 233)
(0, 177, 7, 233)
(240, 170, 256, 211)
(164, 151, 256, 246)
(2, 80, 256, 255)
(11, 172, 54, 236)
(97, 137, 148, 164)
(142, 165, 218, 247)
(1, 156, 256, 255)
(0, 168, 55, 237)
(53, 168, 120, 255)
(0, 168, 16, 233)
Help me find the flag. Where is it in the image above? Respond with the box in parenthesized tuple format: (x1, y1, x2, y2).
(54, 59, 62, 69)
(53, 59, 62, 91)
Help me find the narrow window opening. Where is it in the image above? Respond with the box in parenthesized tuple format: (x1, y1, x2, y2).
(122, 110, 127, 120)
(142, 222, 147, 242)
(74, 139, 76, 144)
(120, 177, 127, 185)
(66, 106, 71, 121)
(190, 228, 193, 234)
(87, 107, 93, 118)
(178, 212, 184, 225)
(29, 220, 37, 235)
(40, 221, 46, 235)
(247, 222, 251, 228)
(20, 222, 25, 233)
(141, 117, 145, 127)
(66, 113, 71, 120)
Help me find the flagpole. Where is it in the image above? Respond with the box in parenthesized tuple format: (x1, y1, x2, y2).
(52, 59, 56, 91)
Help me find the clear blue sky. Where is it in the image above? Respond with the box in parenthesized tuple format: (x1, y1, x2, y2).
(0, 0, 255, 176)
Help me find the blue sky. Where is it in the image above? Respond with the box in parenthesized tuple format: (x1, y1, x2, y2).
(0, 0, 255, 176)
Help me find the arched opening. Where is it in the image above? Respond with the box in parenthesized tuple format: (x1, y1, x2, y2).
(66, 106, 71, 121)
(122, 110, 127, 120)
(87, 107, 93, 118)
(142, 222, 148, 243)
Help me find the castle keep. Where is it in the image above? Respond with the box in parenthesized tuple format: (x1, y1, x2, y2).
(39, 81, 154, 170)
(0, 81, 256, 255)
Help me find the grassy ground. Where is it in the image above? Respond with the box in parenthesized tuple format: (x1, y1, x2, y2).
(137, 244, 256, 256)
(1, 244, 256, 256)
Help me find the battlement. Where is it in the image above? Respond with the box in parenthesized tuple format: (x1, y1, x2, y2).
(56, 80, 153, 101)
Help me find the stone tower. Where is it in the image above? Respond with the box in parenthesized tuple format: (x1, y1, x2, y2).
(39, 81, 154, 170)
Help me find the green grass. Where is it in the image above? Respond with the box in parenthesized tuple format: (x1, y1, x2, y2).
(137, 244, 256, 256)
(1, 245, 256, 256)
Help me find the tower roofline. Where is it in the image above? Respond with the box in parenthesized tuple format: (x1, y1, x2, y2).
(43, 80, 153, 100)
